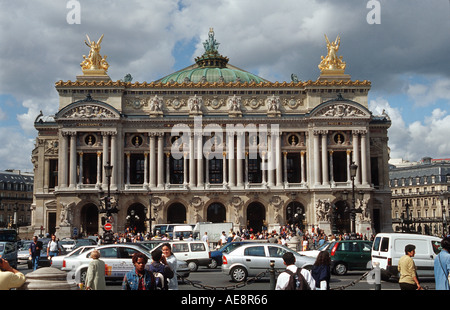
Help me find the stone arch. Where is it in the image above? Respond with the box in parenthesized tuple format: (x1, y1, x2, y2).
(206, 202, 227, 223)
(246, 201, 266, 233)
(126, 203, 147, 233)
(166, 202, 187, 224)
(285, 200, 306, 230)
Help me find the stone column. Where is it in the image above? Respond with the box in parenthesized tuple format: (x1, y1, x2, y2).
(222, 151, 227, 186)
(69, 132, 77, 188)
(346, 150, 352, 183)
(102, 132, 110, 186)
(110, 133, 117, 188)
(313, 131, 321, 186)
(301, 151, 306, 184)
(157, 134, 164, 188)
(59, 132, 69, 188)
(78, 152, 83, 186)
(236, 132, 244, 187)
(227, 132, 235, 187)
(283, 152, 288, 184)
(352, 131, 360, 185)
(267, 135, 274, 187)
(275, 132, 282, 186)
(360, 131, 368, 186)
(149, 134, 156, 188)
(96, 151, 102, 187)
(189, 134, 195, 187)
(196, 132, 204, 188)
(143, 153, 148, 187)
(321, 131, 329, 186)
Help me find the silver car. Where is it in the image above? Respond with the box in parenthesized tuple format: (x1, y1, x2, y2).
(62, 243, 189, 283)
(221, 243, 316, 282)
(50, 245, 96, 269)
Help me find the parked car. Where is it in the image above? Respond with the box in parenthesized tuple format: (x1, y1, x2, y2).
(209, 241, 255, 268)
(51, 245, 97, 269)
(0, 241, 18, 269)
(59, 238, 97, 252)
(221, 243, 316, 282)
(152, 241, 211, 272)
(301, 241, 333, 259)
(327, 240, 373, 275)
(17, 241, 32, 264)
(137, 240, 165, 251)
(371, 233, 441, 280)
(62, 243, 190, 284)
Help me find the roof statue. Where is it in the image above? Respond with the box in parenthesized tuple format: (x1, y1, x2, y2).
(318, 34, 346, 75)
(80, 34, 109, 75)
(203, 28, 220, 54)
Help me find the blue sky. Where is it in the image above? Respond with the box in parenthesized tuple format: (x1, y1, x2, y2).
(1, 0, 450, 171)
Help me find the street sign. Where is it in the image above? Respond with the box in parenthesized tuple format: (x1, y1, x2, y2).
(104, 223, 112, 231)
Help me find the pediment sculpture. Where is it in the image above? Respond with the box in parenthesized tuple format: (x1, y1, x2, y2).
(60, 104, 117, 119)
(316, 103, 367, 118)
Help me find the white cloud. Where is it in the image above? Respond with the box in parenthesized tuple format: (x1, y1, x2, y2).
(406, 76, 450, 107)
(370, 98, 450, 161)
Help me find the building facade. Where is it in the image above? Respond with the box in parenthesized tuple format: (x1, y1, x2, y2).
(390, 157, 450, 236)
(32, 31, 392, 239)
(0, 170, 33, 232)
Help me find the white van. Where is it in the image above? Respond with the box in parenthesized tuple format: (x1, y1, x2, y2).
(153, 241, 211, 272)
(371, 233, 442, 280)
(173, 225, 194, 240)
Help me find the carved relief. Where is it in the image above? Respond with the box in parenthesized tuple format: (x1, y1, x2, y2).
(61, 104, 116, 119)
(317, 104, 366, 118)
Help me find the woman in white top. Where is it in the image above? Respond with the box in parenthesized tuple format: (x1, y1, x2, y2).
(161, 243, 178, 290)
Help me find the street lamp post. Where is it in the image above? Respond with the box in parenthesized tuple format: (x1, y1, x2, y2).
(349, 162, 358, 236)
(101, 162, 117, 244)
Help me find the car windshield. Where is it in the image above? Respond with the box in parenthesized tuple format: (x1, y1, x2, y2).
(0, 244, 4, 252)
(221, 243, 243, 254)
(317, 241, 331, 251)
(60, 240, 75, 245)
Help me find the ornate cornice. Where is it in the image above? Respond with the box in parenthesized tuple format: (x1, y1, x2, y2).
(55, 79, 371, 89)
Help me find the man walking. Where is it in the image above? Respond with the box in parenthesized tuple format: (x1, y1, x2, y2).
(29, 236, 42, 271)
(398, 244, 422, 290)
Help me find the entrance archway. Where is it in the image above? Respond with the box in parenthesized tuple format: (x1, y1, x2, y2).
(81, 203, 99, 236)
(247, 202, 266, 233)
(286, 201, 305, 230)
(127, 203, 146, 233)
(207, 203, 226, 223)
(167, 203, 187, 224)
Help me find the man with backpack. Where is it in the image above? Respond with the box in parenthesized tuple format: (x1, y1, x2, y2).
(275, 252, 315, 290)
(148, 248, 174, 290)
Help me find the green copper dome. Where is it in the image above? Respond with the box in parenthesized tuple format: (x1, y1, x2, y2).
(156, 29, 269, 84)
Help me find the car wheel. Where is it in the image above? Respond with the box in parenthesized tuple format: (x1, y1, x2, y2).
(231, 266, 247, 282)
(187, 261, 198, 272)
(333, 262, 347, 275)
(80, 268, 88, 284)
(208, 259, 218, 269)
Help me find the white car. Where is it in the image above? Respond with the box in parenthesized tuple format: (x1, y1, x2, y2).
(152, 241, 211, 272)
(221, 243, 316, 282)
(62, 243, 190, 283)
(50, 245, 96, 269)
(300, 241, 333, 258)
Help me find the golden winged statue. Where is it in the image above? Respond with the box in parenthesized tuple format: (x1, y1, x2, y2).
(318, 34, 346, 74)
(80, 34, 109, 74)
